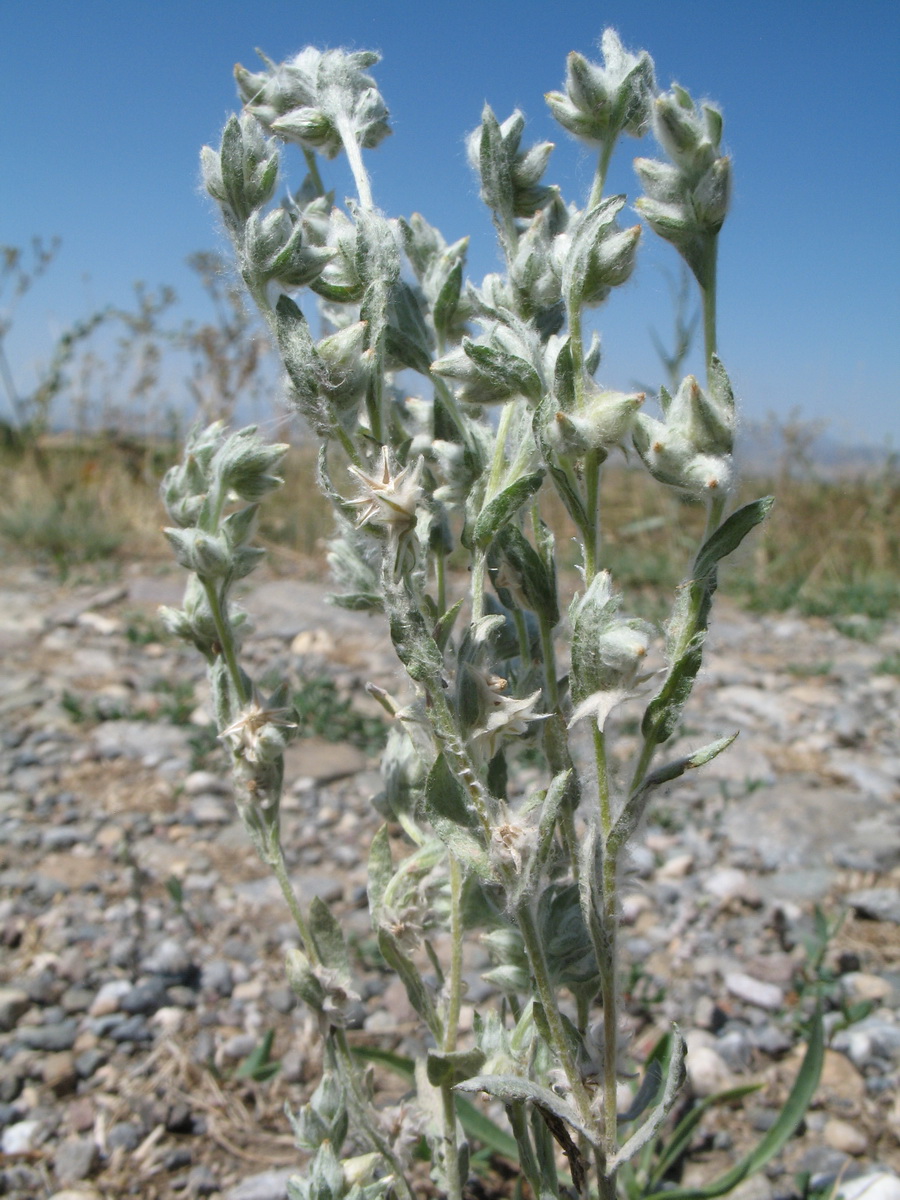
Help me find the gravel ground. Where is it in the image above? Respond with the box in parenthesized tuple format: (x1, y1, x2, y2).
(0, 559, 898, 1199)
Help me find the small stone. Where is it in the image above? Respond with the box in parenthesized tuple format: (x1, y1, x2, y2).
(819, 1049, 866, 1104)
(824, 1117, 868, 1156)
(17, 1019, 78, 1051)
(224, 1168, 296, 1200)
(109, 1015, 153, 1043)
(724, 971, 784, 1011)
(74, 1048, 106, 1080)
(232, 979, 264, 1002)
(89, 979, 131, 1017)
(65, 1098, 95, 1133)
(165, 1102, 195, 1135)
(53, 1135, 98, 1184)
(43, 1051, 78, 1096)
(220, 1033, 257, 1060)
(656, 852, 694, 880)
(704, 867, 759, 904)
(187, 1164, 219, 1196)
(1, 1117, 43, 1154)
(183, 770, 231, 796)
(266, 986, 296, 1015)
(847, 887, 900, 924)
(839, 1173, 900, 1200)
(141, 937, 197, 986)
(685, 1036, 735, 1097)
(0, 987, 29, 1031)
(120, 979, 169, 1015)
(47, 1191, 102, 1200)
(106, 1121, 144, 1152)
(188, 795, 231, 823)
(842, 972, 894, 1004)
(200, 961, 233, 996)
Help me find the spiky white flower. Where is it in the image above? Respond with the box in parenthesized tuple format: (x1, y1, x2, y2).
(348, 446, 425, 533)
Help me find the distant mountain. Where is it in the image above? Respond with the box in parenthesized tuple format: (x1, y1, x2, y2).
(736, 418, 896, 477)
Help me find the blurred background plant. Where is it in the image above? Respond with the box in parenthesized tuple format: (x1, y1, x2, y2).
(0, 241, 896, 613)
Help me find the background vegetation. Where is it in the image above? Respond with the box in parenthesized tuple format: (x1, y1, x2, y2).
(1, 239, 897, 629)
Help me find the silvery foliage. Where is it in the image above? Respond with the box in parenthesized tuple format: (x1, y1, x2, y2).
(162, 30, 819, 1200)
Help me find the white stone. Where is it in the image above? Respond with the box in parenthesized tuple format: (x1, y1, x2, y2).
(2, 1119, 43, 1154)
(725, 971, 784, 1011)
(88, 979, 131, 1017)
(684, 1032, 736, 1097)
(839, 1173, 900, 1200)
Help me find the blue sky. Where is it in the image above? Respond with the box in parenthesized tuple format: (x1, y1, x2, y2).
(2, 0, 899, 445)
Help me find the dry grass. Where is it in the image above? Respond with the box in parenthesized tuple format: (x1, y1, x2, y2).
(2, 433, 898, 620)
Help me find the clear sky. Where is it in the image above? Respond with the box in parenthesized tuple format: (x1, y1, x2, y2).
(2, 0, 899, 445)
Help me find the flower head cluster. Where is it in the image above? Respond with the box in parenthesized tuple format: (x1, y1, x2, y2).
(635, 84, 730, 287)
(235, 47, 391, 158)
(632, 357, 736, 496)
(546, 29, 656, 147)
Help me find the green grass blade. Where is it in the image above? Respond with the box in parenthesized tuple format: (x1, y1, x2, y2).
(643, 1006, 824, 1200)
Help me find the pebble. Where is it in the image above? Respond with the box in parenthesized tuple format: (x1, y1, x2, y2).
(684, 1035, 736, 1097)
(16, 1019, 79, 1051)
(724, 971, 784, 1011)
(43, 1051, 78, 1095)
(839, 1174, 900, 1200)
(53, 1135, 98, 1183)
(847, 888, 900, 925)
(141, 937, 197, 985)
(0, 987, 29, 1031)
(824, 1117, 869, 1155)
(1, 1118, 44, 1154)
(224, 1168, 297, 1200)
(106, 1121, 144, 1152)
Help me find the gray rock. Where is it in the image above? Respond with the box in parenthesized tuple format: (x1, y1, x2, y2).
(187, 1164, 219, 1197)
(225, 1167, 297, 1200)
(53, 1136, 98, 1184)
(847, 887, 900, 924)
(200, 961, 234, 996)
(120, 980, 170, 1015)
(188, 795, 231, 824)
(0, 987, 29, 1032)
(16, 1020, 78, 1051)
(724, 972, 784, 1011)
(108, 1015, 153, 1043)
(74, 1048, 106, 1080)
(141, 937, 197, 985)
(90, 720, 192, 773)
(106, 1121, 144, 1152)
(183, 770, 231, 796)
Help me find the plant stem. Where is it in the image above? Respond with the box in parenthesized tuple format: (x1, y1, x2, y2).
(583, 449, 604, 583)
(445, 855, 464, 1052)
(337, 116, 374, 209)
(202, 580, 249, 707)
(269, 843, 316, 961)
(440, 1082, 463, 1200)
(516, 900, 599, 1144)
(302, 147, 325, 195)
(599, 846, 620, 1169)
(588, 139, 616, 210)
(701, 240, 718, 374)
(593, 725, 612, 837)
